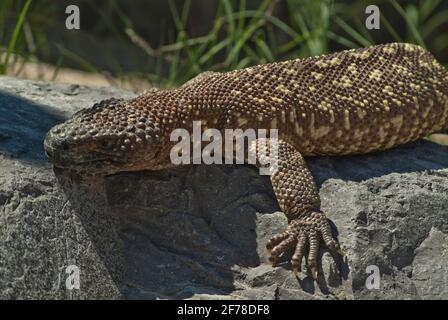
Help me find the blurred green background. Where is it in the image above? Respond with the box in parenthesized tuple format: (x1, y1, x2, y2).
(0, 0, 447, 89)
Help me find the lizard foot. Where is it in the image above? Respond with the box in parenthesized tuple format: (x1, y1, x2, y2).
(266, 211, 343, 279)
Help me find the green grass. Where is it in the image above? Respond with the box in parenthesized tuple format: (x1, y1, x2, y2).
(0, 0, 32, 74)
(131, 0, 448, 87)
(132, 0, 338, 86)
(1, 0, 447, 87)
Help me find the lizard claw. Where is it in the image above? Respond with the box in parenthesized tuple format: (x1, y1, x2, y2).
(266, 211, 342, 279)
(311, 266, 318, 280)
(291, 259, 302, 276)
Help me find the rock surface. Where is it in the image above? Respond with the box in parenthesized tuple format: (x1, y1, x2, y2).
(1, 76, 448, 300)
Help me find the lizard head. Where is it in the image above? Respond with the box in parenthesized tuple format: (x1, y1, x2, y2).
(44, 96, 167, 175)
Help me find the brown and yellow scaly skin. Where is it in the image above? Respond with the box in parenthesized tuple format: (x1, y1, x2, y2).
(44, 43, 448, 279)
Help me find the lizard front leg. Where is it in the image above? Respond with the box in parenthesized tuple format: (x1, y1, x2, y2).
(251, 138, 343, 279)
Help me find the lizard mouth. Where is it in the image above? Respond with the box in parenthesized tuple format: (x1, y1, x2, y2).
(44, 135, 124, 172)
(44, 122, 132, 164)
(48, 155, 127, 175)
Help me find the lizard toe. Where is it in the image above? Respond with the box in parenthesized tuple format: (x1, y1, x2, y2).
(307, 227, 320, 279)
(266, 231, 291, 253)
(291, 231, 307, 275)
(267, 210, 343, 279)
(268, 235, 297, 265)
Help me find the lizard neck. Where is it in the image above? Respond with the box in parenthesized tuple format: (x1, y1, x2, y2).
(149, 86, 226, 136)
(129, 88, 224, 170)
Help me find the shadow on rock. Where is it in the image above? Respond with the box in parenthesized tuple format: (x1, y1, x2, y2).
(0, 90, 65, 161)
(105, 164, 278, 299)
(309, 140, 448, 187)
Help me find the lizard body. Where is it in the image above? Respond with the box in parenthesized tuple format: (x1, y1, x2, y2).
(44, 43, 448, 279)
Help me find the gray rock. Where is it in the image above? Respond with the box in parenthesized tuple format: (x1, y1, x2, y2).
(412, 228, 448, 299)
(1, 76, 447, 299)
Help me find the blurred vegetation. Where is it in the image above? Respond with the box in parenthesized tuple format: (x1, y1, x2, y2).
(0, 0, 447, 88)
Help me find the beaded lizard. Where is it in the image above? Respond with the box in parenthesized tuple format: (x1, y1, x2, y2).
(44, 43, 448, 279)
